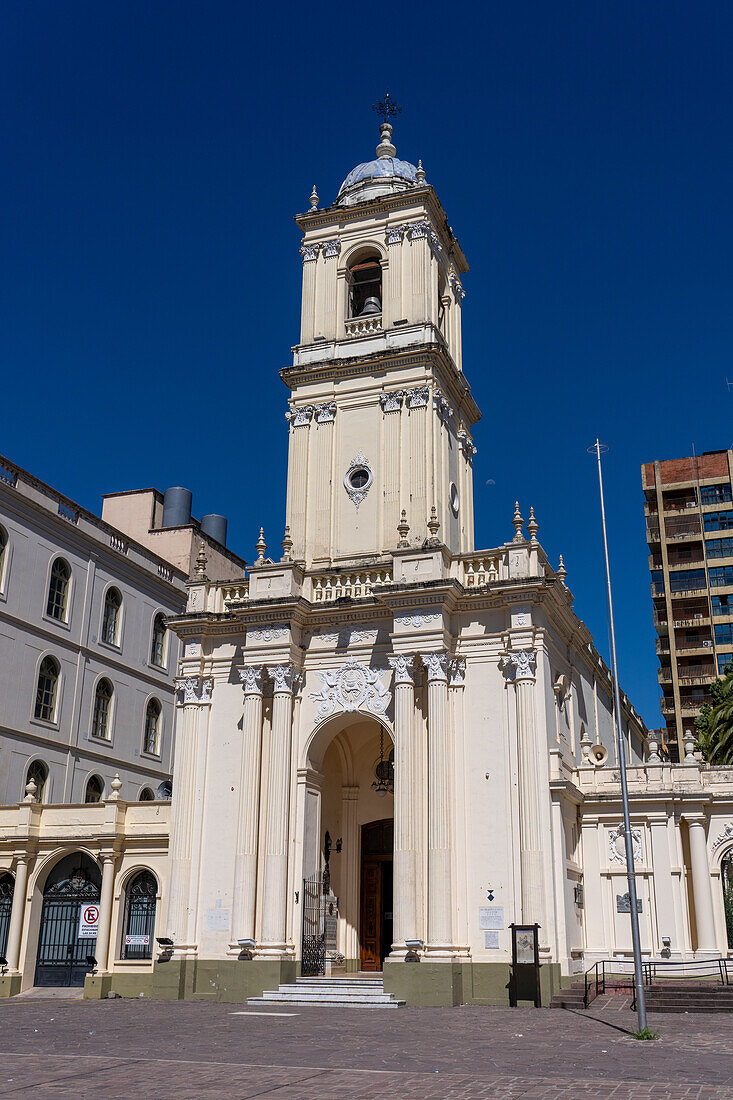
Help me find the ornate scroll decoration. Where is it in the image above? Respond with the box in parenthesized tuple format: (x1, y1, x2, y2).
(176, 676, 213, 705)
(395, 612, 440, 629)
(315, 627, 379, 644)
(423, 651, 449, 683)
(385, 224, 406, 245)
(267, 664, 297, 694)
(448, 656, 466, 686)
(458, 429, 477, 461)
(299, 241, 320, 262)
(433, 389, 453, 421)
(344, 451, 373, 508)
(407, 219, 443, 259)
(609, 824, 642, 865)
(309, 657, 390, 717)
(500, 650, 537, 683)
(322, 239, 342, 259)
(449, 269, 465, 302)
(314, 401, 337, 424)
(405, 386, 429, 409)
(286, 404, 314, 428)
(239, 666, 264, 695)
(388, 653, 419, 685)
(248, 625, 288, 642)
(379, 390, 404, 413)
(712, 822, 733, 851)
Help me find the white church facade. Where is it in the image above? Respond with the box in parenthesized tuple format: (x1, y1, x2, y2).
(1, 122, 733, 1005)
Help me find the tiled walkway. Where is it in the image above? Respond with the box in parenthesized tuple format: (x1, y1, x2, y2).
(0, 996, 731, 1097)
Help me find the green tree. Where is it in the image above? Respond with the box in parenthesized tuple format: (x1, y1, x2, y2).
(695, 665, 733, 763)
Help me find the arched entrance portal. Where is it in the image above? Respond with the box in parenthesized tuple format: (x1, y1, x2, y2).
(722, 851, 733, 949)
(0, 873, 14, 959)
(35, 853, 101, 987)
(303, 716, 394, 974)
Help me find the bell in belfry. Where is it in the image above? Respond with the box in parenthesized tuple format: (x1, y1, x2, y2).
(360, 295, 381, 315)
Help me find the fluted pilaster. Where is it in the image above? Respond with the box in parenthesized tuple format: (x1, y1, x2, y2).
(388, 654, 418, 951)
(231, 666, 264, 946)
(424, 650, 453, 953)
(260, 664, 297, 956)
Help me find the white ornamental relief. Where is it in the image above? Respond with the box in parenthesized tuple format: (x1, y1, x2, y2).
(388, 654, 418, 685)
(500, 650, 537, 682)
(309, 657, 390, 718)
(433, 390, 453, 421)
(286, 405, 314, 428)
(385, 224, 406, 245)
(712, 823, 733, 851)
(379, 390, 404, 413)
(395, 612, 440, 629)
(176, 676, 213, 705)
(449, 269, 466, 302)
(299, 241, 320, 262)
(312, 627, 379, 645)
(448, 656, 466, 686)
(238, 665, 264, 695)
(458, 430, 477, 460)
(344, 451, 373, 508)
(184, 639, 201, 657)
(322, 239, 342, 259)
(248, 625, 288, 642)
(315, 401, 337, 424)
(405, 386, 429, 410)
(609, 824, 642, 864)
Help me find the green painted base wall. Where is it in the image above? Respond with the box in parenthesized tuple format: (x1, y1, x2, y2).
(384, 960, 563, 1007)
(0, 974, 21, 998)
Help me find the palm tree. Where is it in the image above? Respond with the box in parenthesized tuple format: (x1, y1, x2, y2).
(695, 666, 733, 764)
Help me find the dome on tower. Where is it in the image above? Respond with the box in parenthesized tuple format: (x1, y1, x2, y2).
(336, 122, 424, 207)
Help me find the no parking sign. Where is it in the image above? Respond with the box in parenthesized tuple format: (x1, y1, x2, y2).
(78, 904, 100, 939)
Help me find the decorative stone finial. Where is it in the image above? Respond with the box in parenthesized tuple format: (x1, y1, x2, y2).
(281, 526, 293, 562)
(110, 773, 122, 800)
(556, 555, 567, 584)
(512, 502, 524, 542)
(194, 543, 208, 581)
(309, 185, 319, 210)
(255, 527, 267, 565)
(397, 509, 410, 549)
(647, 739, 661, 764)
(23, 778, 37, 803)
(684, 735, 697, 764)
(427, 506, 441, 547)
(376, 122, 396, 159)
(416, 159, 425, 184)
(527, 507, 539, 544)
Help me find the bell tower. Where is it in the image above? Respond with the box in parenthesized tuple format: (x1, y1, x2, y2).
(281, 115, 480, 568)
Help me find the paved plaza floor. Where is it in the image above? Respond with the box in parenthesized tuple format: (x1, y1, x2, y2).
(0, 996, 731, 1098)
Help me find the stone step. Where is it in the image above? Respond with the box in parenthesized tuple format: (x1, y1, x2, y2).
(276, 984, 387, 994)
(255, 990, 397, 1003)
(247, 997, 405, 1009)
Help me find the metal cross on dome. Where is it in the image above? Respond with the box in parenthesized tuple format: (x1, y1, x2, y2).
(372, 91, 401, 124)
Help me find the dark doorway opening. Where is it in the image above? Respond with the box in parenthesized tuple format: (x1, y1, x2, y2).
(360, 819, 393, 971)
(35, 853, 101, 987)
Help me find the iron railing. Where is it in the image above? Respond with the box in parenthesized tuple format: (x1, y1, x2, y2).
(641, 957, 733, 986)
(583, 960, 636, 1008)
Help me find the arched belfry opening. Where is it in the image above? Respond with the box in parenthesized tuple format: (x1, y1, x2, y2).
(347, 252, 382, 319)
(302, 715, 394, 974)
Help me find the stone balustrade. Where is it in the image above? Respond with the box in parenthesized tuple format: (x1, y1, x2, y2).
(310, 566, 392, 602)
(344, 316, 382, 338)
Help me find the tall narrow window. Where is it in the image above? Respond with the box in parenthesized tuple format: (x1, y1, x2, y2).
(34, 657, 60, 723)
(46, 559, 70, 621)
(348, 254, 382, 318)
(25, 759, 48, 802)
(85, 775, 104, 803)
(121, 871, 157, 959)
(102, 588, 122, 646)
(144, 698, 161, 755)
(92, 678, 113, 740)
(150, 614, 166, 667)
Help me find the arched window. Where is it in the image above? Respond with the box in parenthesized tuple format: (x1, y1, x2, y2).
(348, 253, 382, 318)
(150, 614, 167, 668)
(34, 657, 60, 723)
(722, 851, 733, 950)
(0, 872, 13, 959)
(121, 870, 157, 959)
(138, 787, 155, 802)
(91, 678, 113, 740)
(46, 558, 71, 622)
(25, 759, 48, 802)
(144, 698, 161, 755)
(0, 526, 8, 592)
(102, 587, 122, 646)
(84, 775, 104, 803)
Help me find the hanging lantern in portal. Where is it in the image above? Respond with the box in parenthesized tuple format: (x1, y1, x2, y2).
(371, 728, 394, 798)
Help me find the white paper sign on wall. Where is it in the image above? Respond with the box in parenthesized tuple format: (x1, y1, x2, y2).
(124, 935, 150, 947)
(205, 907, 231, 931)
(78, 904, 100, 939)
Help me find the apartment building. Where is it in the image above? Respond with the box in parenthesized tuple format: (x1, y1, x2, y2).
(642, 449, 733, 760)
(0, 454, 246, 805)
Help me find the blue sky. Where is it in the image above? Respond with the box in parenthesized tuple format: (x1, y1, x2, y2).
(3, 2, 733, 730)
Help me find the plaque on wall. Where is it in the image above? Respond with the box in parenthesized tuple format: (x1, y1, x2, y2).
(479, 906, 504, 930)
(484, 930, 500, 949)
(616, 893, 642, 914)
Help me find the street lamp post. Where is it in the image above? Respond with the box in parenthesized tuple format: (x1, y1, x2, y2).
(589, 439, 647, 1031)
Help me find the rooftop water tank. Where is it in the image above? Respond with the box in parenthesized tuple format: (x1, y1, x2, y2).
(200, 513, 227, 547)
(162, 487, 192, 528)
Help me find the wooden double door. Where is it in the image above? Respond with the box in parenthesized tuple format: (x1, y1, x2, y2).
(360, 819, 393, 971)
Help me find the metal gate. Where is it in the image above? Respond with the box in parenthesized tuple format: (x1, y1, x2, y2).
(301, 872, 328, 977)
(0, 874, 13, 959)
(35, 859, 100, 987)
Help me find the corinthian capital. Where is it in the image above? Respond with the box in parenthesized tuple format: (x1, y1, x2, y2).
(176, 676, 213, 705)
(388, 654, 418, 685)
(299, 241, 320, 262)
(423, 651, 449, 683)
(239, 665, 264, 696)
(500, 650, 537, 683)
(267, 663, 297, 695)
